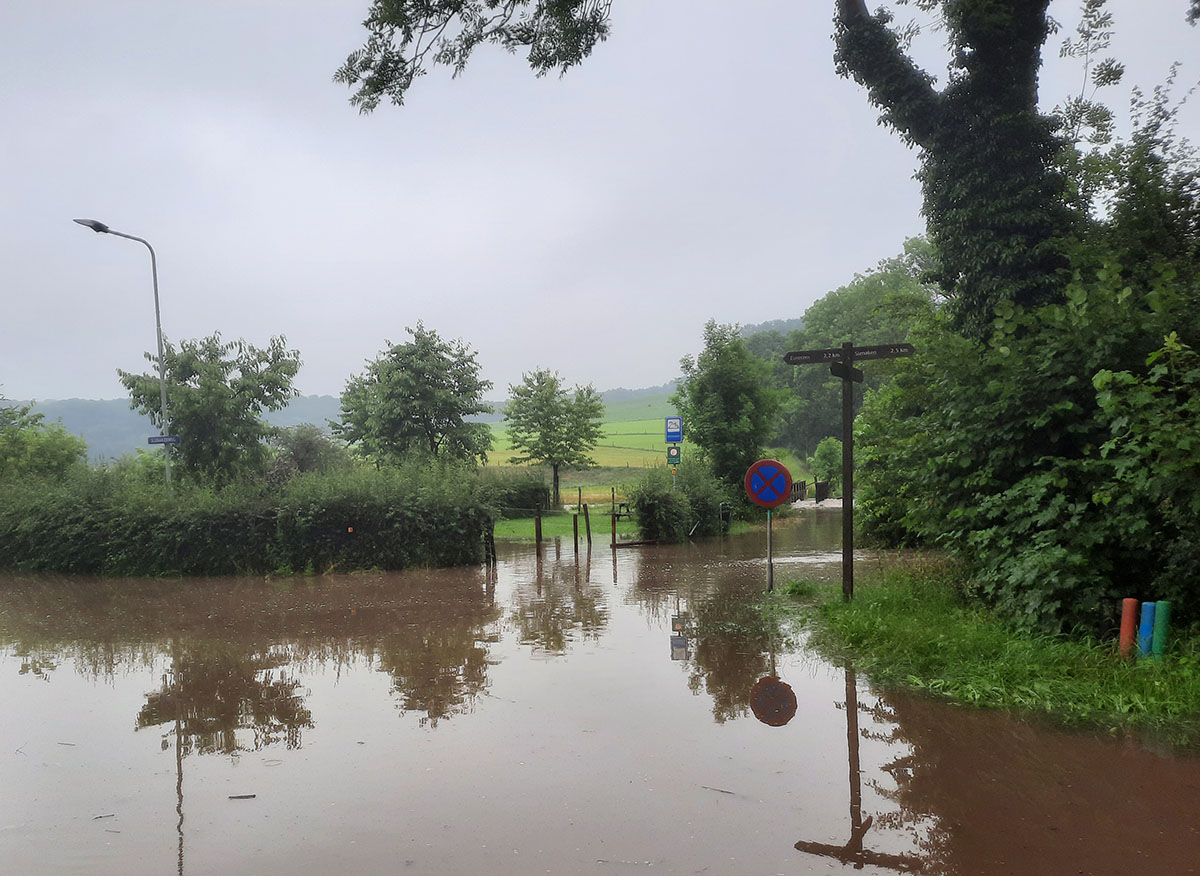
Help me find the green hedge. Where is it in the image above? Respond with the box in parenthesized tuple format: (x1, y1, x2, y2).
(0, 465, 491, 576)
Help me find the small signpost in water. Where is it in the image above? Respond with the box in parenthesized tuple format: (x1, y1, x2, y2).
(783, 342, 914, 600)
(744, 458, 793, 592)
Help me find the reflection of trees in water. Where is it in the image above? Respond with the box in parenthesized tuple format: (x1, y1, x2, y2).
(687, 588, 784, 723)
(0, 569, 502, 740)
(509, 558, 608, 655)
(859, 688, 1200, 875)
(369, 605, 498, 728)
(137, 644, 313, 755)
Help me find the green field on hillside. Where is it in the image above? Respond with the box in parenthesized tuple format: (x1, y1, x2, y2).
(486, 388, 808, 505)
(490, 391, 679, 469)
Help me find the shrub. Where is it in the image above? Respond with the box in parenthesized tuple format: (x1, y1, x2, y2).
(628, 464, 733, 541)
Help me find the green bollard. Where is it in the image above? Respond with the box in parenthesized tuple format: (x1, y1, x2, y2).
(1151, 600, 1172, 657)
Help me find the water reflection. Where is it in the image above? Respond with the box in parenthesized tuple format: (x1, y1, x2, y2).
(506, 547, 609, 655)
(794, 664, 925, 872)
(137, 644, 312, 755)
(3, 522, 1199, 876)
(0, 569, 502, 732)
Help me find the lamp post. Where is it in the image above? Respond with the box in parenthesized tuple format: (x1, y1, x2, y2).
(74, 218, 173, 489)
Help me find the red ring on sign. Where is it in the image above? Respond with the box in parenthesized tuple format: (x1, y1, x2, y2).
(744, 459, 793, 509)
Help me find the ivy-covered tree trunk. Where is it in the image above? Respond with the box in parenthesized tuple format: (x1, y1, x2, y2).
(834, 0, 1076, 339)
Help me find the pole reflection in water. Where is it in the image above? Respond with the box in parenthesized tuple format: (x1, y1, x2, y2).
(794, 663, 924, 872)
(173, 639, 184, 876)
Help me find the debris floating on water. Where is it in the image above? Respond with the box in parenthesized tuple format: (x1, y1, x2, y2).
(228, 794, 257, 800)
(92, 814, 115, 820)
(700, 785, 734, 795)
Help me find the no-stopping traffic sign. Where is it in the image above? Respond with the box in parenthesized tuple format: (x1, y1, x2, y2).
(744, 459, 793, 509)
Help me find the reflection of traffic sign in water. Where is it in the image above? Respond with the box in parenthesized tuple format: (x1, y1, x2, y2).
(744, 459, 793, 509)
(750, 675, 797, 726)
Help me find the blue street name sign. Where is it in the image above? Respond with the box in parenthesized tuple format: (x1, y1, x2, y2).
(665, 416, 683, 443)
(148, 435, 181, 445)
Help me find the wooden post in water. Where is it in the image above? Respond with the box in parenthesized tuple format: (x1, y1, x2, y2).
(582, 504, 592, 544)
(577, 487, 582, 510)
(611, 507, 617, 548)
(535, 505, 542, 550)
(573, 513, 579, 554)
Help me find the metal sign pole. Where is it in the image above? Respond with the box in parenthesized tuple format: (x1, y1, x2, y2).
(767, 509, 774, 593)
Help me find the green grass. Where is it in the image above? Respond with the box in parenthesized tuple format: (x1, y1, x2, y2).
(788, 562, 1200, 742)
(493, 510, 639, 540)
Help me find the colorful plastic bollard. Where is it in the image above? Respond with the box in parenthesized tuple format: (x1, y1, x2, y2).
(1137, 602, 1157, 657)
(1119, 598, 1138, 659)
(1151, 600, 1172, 657)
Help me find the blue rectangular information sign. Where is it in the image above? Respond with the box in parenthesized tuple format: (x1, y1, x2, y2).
(665, 417, 683, 444)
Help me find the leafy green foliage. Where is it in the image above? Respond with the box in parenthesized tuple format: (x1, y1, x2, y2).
(0, 463, 492, 576)
(835, 0, 1076, 338)
(673, 321, 782, 492)
(336, 324, 493, 466)
(118, 333, 300, 487)
(857, 257, 1199, 630)
(503, 369, 604, 507)
(628, 464, 732, 542)
(1094, 333, 1200, 601)
(808, 437, 842, 494)
(0, 400, 87, 481)
(266, 423, 353, 483)
(764, 238, 935, 455)
(335, 0, 612, 111)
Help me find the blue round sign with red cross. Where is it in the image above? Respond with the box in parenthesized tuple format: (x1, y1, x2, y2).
(744, 459, 793, 509)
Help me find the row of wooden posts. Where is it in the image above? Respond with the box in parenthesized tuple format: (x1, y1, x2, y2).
(527, 487, 652, 554)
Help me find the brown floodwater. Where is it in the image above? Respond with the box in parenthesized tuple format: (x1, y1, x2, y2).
(1, 512, 1197, 875)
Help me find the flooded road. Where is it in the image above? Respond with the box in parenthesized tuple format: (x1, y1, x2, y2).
(2, 513, 1198, 875)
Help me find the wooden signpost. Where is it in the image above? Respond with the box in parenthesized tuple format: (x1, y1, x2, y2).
(782, 342, 914, 600)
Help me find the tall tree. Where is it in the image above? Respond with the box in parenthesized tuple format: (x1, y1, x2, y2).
(503, 369, 604, 507)
(118, 334, 301, 486)
(336, 324, 493, 465)
(672, 321, 781, 493)
(833, 0, 1077, 337)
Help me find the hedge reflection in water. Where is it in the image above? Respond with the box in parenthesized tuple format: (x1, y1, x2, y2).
(4, 521, 1200, 876)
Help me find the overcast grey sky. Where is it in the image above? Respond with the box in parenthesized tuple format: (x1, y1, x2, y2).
(2, 1, 1196, 401)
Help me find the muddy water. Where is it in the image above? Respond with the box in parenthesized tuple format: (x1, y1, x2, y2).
(1, 514, 1197, 876)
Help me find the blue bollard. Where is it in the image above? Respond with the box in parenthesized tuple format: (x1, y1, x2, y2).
(1138, 601, 1157, 657)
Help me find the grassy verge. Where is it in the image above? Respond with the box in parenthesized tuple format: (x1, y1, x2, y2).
(494, 511, 639, 540)
(787, 561, 1200, 742)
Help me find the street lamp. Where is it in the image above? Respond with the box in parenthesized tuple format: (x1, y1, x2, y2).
(74, 218, 173, 489)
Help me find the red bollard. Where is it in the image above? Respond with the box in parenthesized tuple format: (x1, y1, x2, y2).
(1119, 598, 1138, 659)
